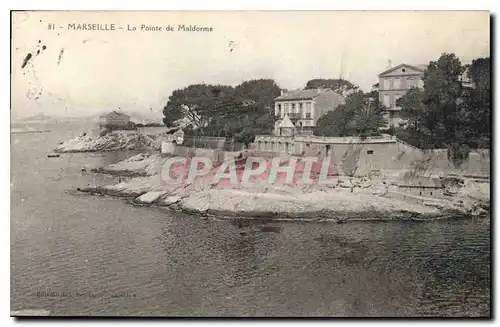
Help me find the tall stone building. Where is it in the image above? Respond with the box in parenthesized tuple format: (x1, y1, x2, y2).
(377, 64, 426, 127)
(378, 62, 474, 127)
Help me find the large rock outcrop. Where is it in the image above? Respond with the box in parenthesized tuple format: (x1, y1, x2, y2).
(55, 131, 164, 153)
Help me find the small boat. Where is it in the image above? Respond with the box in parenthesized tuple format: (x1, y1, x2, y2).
(47, 153, 60, 158)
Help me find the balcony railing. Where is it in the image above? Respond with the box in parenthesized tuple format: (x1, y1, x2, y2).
(276, 113, 312, 120)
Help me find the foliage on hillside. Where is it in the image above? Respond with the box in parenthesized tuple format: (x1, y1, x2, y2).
(394, 53, 490, 164)
(315, 90, 386, 137)
(162, 79, 280, 145)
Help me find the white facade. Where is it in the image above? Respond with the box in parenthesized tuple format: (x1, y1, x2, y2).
(378, 64, 426, 127)
(275, 101, 315, 120)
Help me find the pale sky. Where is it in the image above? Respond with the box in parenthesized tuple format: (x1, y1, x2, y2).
(11, 11, 490, 118)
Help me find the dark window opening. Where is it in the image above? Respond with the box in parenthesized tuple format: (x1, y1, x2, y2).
(326, 144, 331, 155)
(419, 191, 422, 196)
(367, 150, 374, 155)
(430, 191, 433, 196)
(402, 68, 406, 72)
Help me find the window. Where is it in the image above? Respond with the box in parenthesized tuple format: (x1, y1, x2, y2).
(393, 78, 400, 89)
(400, 78, 407, 89)
(292, 103, 295, 111)
(367, 150, 374, 155)
(305, 113, 311, 119)
(383, 79, 390, 90)
(299, 103, 303, 110)
(383, 94, 391, 107)
(278, 104, 281, 111)
(402, 68, 406, 73)
(430, 191, 433, 196)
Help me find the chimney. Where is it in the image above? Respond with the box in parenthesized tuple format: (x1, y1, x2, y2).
(280, 89, 285, 96)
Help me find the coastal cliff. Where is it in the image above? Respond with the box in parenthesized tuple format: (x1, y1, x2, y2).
(76, 152, 490, 221)
(55, 131, 164, 153)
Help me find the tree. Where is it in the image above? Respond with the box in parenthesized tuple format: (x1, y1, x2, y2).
(234, 79, 281, 114)
(304, 78, 359, 97)
(162, 101, 183, 127)
(162, 84, 235, 133)
(388, 54, 490, 165)
(464, 57, 491, 148)
(163, 79, 281, 141)
(315, 90, 386, 137)
(211, 79, 280, 141)
(420, 53, 465, 148)
(351, 95, 387, 136)
(396, 87, 425, 130)
(391, 53, 465, 149)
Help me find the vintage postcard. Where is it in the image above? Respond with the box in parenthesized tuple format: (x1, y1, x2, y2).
(11, 11, 490, 317)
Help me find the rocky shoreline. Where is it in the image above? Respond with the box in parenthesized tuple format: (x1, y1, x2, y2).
(55, 131, 164, 153)
(74, 152, 490, 222)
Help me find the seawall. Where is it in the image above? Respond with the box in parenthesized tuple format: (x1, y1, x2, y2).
(161, 142, 241, 163)
(252, 135, 490, 178)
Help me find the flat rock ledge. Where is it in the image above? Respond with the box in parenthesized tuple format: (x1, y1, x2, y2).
(76, 186, 479, 222)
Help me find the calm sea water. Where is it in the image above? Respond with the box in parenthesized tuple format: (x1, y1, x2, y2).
(10, 122, 491, 317)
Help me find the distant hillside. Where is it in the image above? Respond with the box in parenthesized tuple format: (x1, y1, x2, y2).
(24, 113, 52, 122)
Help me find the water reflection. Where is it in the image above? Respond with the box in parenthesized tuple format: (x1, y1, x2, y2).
(11, 123, 490, 317)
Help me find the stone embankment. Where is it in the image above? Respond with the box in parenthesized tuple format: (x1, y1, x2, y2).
(76, 152, 490, 221)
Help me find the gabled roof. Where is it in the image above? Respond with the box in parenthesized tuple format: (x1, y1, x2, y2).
(278, 114, 295, 128)
(274, 89, 323, 101)
(378, 63, 427, 77)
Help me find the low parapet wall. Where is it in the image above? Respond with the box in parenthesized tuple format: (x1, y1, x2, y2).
(161, 142, 241, 163)
(162, 140, 489, 178)
(461, 150, 490, 177)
